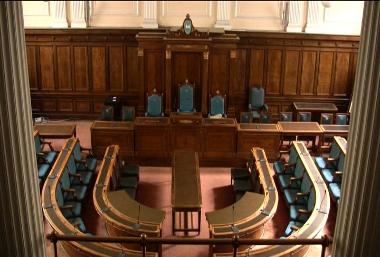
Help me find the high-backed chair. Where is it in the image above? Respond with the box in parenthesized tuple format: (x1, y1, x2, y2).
(248, 86, 268, 121)
(240, 112, 252, 123)
(145, 89, 164, 117)
(178, 79, 195, 113)
(209, 90, 226, 118)
(121, 106, 135, 121)
(336, 113, 349, 125)
(297, 112, 312, 122)
(100, 105, 114, 121)
(320, 113, 334, 124)
(280, 112, 293, 122)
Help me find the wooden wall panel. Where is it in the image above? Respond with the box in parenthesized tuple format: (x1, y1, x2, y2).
(39, 46, 54, 90)
(57, 100, 73, 112)
(249, 49, 265, 87)
(75, 100, 91, 113)
(317, 52, 334, 96)
(144, 51, 164, 93)
(334, 52, 350, 96)
(283, 50, 299, 96)
(109, 46, 124, 92)
(126, 46, 139, 92)
(230, 49, 247, 94)
(73, 46, 89, 91)
(26, 46, 38, 90)
(91, 47, 106, 91)
(209, 51, 229, 94)
(266, 49, 282, 95)
(300, 51, 317, 95)
(56, 46, 72, 91)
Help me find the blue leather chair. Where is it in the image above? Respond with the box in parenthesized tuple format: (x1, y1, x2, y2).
(209, 90, 226, 117)
(178, 80, 195, 113)
(297, 112, 312, 122)
(248, 87, 268, 121)
(121, 106, 135, 121)
(336, 113, 349, 125)
(289, 188, 315, 223)
(100, 105, 114, 121)
(240, 112, 252, 123)
(280, 112, 293, 122)
(278, 159, 305, 191)
(145, 89, 164, 117)
(274, 146, 298, 175)
(321, 113, 334, 124)
(284, 175, 312, 206)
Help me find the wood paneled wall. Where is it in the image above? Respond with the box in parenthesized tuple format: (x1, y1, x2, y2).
(25, 29, 359, 119)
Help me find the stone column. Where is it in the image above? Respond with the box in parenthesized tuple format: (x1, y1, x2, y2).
(142, 1, 158, 29)
(305, 1, 323, 33)
(50, 1, 68, 28)
(215, 1, 231, 30)
(332, 2, 380, 257)
(0, 2, 46, 257)
(70, 1, 87, 28)
(286, 1, 305, 32)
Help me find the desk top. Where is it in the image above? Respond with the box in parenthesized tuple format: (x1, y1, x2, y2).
(293, 102, 338, 112)
(278, 122, 322, 133)
(172, 151, 202, 209)
(34, 124, 76, 138)
(321, 124, 349, 134)
(238, 123, 279, 132)
(91, 120, 134, 130)
(134, 117, 170, 126)
(202, 118, 237, 127)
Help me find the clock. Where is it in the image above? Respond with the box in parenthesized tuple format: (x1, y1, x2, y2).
(183, 14, 193, 36)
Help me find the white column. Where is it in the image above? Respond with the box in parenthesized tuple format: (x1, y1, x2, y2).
(286, 1, 305, 32)
(50, 1, 68, 28)
(142, 1, 158, 29)
(70, 1, 87, 28)
(332, 2, 380, 256)
(215, 1, 231, 30)
(0, 2, 46, 257)
(305, 1, 324, 33)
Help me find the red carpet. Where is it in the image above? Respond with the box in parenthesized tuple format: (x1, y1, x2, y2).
(41, 120, 335, 257)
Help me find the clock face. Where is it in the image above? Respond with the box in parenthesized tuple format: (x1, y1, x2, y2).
(183, 19, 192, 35)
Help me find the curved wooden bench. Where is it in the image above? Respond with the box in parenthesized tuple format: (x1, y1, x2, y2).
(213, 142, 330, 257)
(42, 138, 157, 257)
(206, 148, 278, 252)
(93, 145, 165, 251)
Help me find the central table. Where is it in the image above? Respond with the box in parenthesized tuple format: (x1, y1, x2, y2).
(34, 124, 76, 139)
(172, 150, 202, 235)
(293, 102, 338, 122)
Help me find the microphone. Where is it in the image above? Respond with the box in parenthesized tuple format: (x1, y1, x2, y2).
(132, 204, 141, 230)
(230, 204, 239, 234)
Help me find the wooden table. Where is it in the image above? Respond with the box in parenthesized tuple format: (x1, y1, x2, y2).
(278, 122, 323, 152)
(172, 150, 202, 235)
(293, 102, 338, 121)
(320, 124, 349, 148)
(34, 124, 76, 139)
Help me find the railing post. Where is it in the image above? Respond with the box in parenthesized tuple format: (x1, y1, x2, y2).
(141, 233, 147, 257)
(232, 234, 239, 257)
(50, 231, 59, 257)
(320, 235, 331, 257)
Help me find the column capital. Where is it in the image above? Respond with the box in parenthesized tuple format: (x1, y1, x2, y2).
(142, 1, 158, 29)
(215, 1, 231, 30)
(50, 1, 68, 28)
(286, 1, 306, 32)
(70, 1, 87, 28)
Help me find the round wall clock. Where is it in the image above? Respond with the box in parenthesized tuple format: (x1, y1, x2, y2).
(183, 14, 193, 35)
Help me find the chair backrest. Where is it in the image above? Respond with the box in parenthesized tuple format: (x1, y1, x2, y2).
(300, 175, 312, 193)
(60, 167, 71, 190)
(249, 87, 265, 109)
(178, 82, 194, 112)
(34, 134, 42, 153)
(336, 113, 348, 125)
(280, 112, 293, 122)
(73, 142, 82, 161)
(337, 154, 345, 171)
(121, 106, 135, 121)
(289, 146, 298, 165)
(56, 183, 65, 208)
(209, 91, 225, 116)
(100, 106, 114, 121)
(320, 113, 333, 124)
(240, 112, 252, 123)
(260, 114, 271, 123)
(329, 142, 340, 160)
(297, 112, 311, 122)
(294, 159, 305, 178)
(307, 187, 316, 212)
(68, 155, 77, 174)
(146, 90, 163, 117)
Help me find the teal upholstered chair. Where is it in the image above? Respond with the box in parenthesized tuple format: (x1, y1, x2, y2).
(297, 112, 312, 122)
(336, 113, 349, 125)
(278, 158, 305, 191)
(100, 105, 114, 121)
(320, 113, 334, 124)
(284, 175, 312, 206)
(178, 80, 195, 113)
(280, 112, 293, 122)
(284, 220, 304, 237)
(240, 112, 252, 123)
(289, 188, 315, 223)
(248, 87, 268, 121)
(121, 106, 135, 121)
(145, 89, 164, 117)
(209, 90, 226, 118)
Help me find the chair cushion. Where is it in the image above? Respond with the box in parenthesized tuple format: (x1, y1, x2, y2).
(321, 168, 340, 183)
(44, 151, 57, 164)
(76, 158, 97, 172)
(284, 221, 304, 237)
(315, 157, 336, 170)
(68, 217, 86, 233)
(289, 205, 310, 222)
(38, 164, 50, 179)
(329, 183, 341, 201)
(278, 174, 301, 191)
(70, 171, 93, 186)
(61, 201, 82, 219)
(284, 189, 307, 205)
(64, 185, 87, 201)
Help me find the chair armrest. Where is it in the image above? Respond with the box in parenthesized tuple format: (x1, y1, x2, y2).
(75, 159, 87, 164)
(291, 225, 300, 231)
(298, 208, 311, 215)
(62, 188, 75, 193)
(36, 152, 45, 157)
(335, 171, 343, 176)
(290, 177, 302, 182)
(41, 140, 54, 151)
(296, 192, 310, 201)
(327, 157, 338, 162)
(62, 204, 74, 210)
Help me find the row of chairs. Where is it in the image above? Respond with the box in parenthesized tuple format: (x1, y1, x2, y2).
(100, 105, 135, 121)
(111, 158, 140, 199)
(34, 131, 57, 187)
(314, 138, 346, 204)
(280, 112, 349, 125)
(274, 144, 316, 236)
(55, 139, 97, 233)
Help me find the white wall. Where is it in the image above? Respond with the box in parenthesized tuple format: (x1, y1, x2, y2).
(22, 1, 364, 35)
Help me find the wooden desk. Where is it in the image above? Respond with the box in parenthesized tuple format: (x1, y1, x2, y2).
(334, 136, 347, 155)
(90, 121, 134, 159)
(170, 112, 202, 152)
(320, 124, 349, 147)
(134, 117, 171, 163)
(34, 124, 76, 139)
(201, 118, 237, 163)
(293, 102, 338, 121)
(237, 123, 280, 161)
(172, 151, 202, 235)
(278, 122, 323, 152)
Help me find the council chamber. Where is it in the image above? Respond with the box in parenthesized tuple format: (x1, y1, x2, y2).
(2, 2, 380, 257)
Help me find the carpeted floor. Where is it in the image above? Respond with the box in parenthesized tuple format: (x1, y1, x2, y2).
(41, 120, 335, 257)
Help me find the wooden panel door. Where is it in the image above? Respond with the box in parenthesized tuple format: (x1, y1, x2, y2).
(109, 45, 124, 92)
(266, 49, 282, 95)
(73, 46, 89, 91)
(26, 46, 38, 90)
(334, 52, 350, 96)
(56, 46, 72, 91)
(209, 50, 229, 94)
(230, 49, 247, 94)
(317, 51, 334, 96)
(249, 49, 265, 87)
(283, 50, 299, 96)
(144, 51, 164, 93)
(91, 47, 106, 91)
(126, 46, 139, 93)
(39, 46, 55, 90)
(300, 51, 317, 95)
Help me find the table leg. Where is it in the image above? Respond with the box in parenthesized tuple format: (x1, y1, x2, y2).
(172, 210, 175, 235)
(198, 210, 201, 234)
